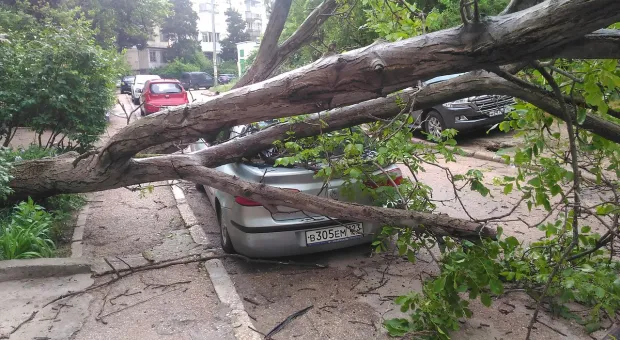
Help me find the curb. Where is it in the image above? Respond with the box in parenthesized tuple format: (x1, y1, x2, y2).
(0, 258, 92, 282)
(168, 180, 261, 340)
(71, 203, 91, 258)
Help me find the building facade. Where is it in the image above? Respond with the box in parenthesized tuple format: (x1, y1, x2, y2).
(193, 0, 267, 55)
(125, 27, 170, 73)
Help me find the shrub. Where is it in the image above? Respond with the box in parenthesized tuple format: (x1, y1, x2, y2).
(0, 198, 55, 260)
(0, 7, 121, 151)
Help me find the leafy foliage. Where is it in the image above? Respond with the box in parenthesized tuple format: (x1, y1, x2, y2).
(0, 198, 55, 260)
(0, 6, 121, 151)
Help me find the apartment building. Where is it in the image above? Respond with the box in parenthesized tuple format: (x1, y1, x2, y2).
(193, 0, 267, 56)
(124, 27, 170, 73)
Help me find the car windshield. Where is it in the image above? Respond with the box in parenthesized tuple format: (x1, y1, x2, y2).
(423, 73, 466, 85)
(150, 83, 183, 94)
(135, 75, 160, 84)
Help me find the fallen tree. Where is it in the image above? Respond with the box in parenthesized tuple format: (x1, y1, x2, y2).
(7, 0, 620, 240)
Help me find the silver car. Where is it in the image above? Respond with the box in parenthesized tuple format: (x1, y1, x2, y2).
(190, 125, 402, 258)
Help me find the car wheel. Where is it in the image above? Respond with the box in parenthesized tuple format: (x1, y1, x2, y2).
(425, 110, 446, 139)
(216, 205, 236, 254)
(132, 97, 139, 105)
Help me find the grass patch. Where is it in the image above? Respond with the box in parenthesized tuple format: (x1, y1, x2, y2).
(211, 80, 237, 93)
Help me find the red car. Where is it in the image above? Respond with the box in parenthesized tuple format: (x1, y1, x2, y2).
(140, 79, 189, 116)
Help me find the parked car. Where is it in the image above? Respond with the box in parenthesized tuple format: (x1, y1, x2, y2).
(190, 123, 402, 258)
(131, 74, 161, 105)
(412, 73, 516, 138)
(120, 75, 135, 94)
(139, 79, 189, 116)
(218, 74, 236, 84)
(180, 72, 214, 90)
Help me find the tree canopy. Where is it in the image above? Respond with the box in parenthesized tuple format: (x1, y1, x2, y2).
(219, 8, 250, 61)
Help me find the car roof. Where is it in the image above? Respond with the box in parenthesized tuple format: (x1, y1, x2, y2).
(147, 79, 181, 83)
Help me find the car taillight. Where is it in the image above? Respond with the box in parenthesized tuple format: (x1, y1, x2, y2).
(365, 168, 403, 188)
(234, 188, 300, 207)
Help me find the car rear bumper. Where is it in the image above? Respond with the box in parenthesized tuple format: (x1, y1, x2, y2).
(227, 217, 381, 258)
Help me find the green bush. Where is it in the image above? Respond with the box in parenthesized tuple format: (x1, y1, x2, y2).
(0, 6, 121, 151)
(0, 198, 55, 260)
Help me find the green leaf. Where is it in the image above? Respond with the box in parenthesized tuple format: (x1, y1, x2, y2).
(580, 226, 591, 233)
(503, 183, 513, 195)
(480, 293, 492, 307)
(433, 277, 446, 293)
(576, 108, 586, 125)
(489, 279, 503, 295)
(527, 177, 542, 188)
(580, 264, 595, 273)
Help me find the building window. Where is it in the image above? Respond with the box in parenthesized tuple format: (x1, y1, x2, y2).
(199, 2, 218, 13)
(202, 32, 220, 43)
(149, 51, 158, 62)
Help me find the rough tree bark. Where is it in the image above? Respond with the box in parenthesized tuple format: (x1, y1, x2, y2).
(7, 0, 620, 237)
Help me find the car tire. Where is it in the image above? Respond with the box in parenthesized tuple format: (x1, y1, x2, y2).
(195, 183, 206, 192)
(216, 205, 236, 254)
(425, 110, 446, 139)
(132, 97, 139, 105)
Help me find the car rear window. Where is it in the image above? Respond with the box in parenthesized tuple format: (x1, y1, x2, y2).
(122, 76, 135, 82)
(150, 83, 183, 94)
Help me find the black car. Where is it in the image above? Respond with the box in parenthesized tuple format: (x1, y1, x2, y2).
(411, 74, 516, 138)
(180, 72, 214, 90)
(218, 73, 236, 84)
(120, 76, 135, 94)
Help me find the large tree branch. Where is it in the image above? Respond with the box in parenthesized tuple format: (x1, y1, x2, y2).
(233, 0, 293, 88)
(234, 0, 338, 88)
(557, 29, 620, 60)
(170, 163, 497, 240)
(96, 0, 620, 170)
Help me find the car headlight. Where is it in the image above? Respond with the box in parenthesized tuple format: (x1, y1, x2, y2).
(444, 98, 469, 107)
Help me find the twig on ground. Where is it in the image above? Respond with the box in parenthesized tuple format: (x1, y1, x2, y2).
(248, 325, 265, 336)
(104, 258, 121, 278)
(348, 320, 377, 331)
(141, 279, 192, 290)
(535, 319, 568, 336)
(1, 311, 38, 338)
(243, 297, 261, 306)
(115, 256, 134, 272)
(265, 305, 313, 340)
(48, 253, 326, 306)
(108, 288, 141, 305)
(95, 288, 112, 323)
(98, 288, 181, 322)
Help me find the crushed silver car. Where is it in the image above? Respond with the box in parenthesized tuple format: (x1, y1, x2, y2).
(190, 123, 402, 258)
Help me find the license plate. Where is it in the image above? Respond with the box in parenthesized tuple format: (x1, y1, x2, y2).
(487, 109, 503, 117)
(305, 223, 363, 246)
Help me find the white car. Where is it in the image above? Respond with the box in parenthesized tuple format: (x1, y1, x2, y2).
(131, 75, 161, 105)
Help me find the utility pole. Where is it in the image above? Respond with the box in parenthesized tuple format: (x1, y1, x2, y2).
(211, 0, 218, 86)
